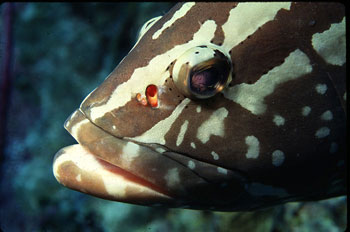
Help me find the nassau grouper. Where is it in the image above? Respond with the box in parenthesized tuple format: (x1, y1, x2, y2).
(53, 2, 346, 211)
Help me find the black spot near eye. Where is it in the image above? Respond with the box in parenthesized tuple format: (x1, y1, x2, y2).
(195, 51, 199, 54)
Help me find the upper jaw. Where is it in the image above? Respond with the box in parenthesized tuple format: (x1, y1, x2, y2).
(53, 108, 210, 207)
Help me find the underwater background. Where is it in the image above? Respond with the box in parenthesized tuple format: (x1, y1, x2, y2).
(0, 3, 347, 232)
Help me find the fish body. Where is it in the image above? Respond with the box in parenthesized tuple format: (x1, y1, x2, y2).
(53, 2, 346, 211)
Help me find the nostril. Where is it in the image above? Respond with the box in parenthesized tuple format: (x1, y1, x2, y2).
(146, 84, 158, 108)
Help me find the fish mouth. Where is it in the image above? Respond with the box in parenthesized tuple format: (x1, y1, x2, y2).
(53, 109, 210, 208)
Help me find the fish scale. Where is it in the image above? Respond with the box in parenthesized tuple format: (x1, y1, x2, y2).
(53, 2, 346, 211)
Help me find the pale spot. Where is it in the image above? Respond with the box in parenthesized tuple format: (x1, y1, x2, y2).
(187, 161, 196, 170)
(197, 107, 228, 144)
(330, 142, 338, 154)
(136, 16, 162, 44)
(223, 49, 312, 115)
(112, 125, 116, 130)
(272, 150, 285, 167)
(343, 92, 346, 101)
(222, 2, 291, 50)
(155, 147, 166, 153)
(217, 167, 228, 175)
(273, 115, 285, 126)
(176, 120, 189, 146)
(196, 106, 201, 113)
(211, 151, 219, 160)
(315, 127, 330, 138)
(164, 168, 180, 188)
(152, 2, 195, 40)
(302, 106, 311, 116)
(190, 142, 196, 149)
(312, 17, 346, 66)
(76, 174, 82, 182)
(321, 110, 333, 121)
(245, 135, 260, 159)
(121, 142, 140, 167)
(315, 84, 327, 95)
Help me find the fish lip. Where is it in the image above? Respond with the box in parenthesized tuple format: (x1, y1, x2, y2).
(53, 144, 175, 202)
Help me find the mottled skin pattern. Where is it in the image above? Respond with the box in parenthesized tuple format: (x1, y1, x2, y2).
(53, 3, 346, 211)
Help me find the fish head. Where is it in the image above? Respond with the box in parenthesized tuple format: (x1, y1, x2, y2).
(53, 2, 346, 211)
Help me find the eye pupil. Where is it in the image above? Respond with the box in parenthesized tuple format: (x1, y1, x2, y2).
(190, 68, 220, 94)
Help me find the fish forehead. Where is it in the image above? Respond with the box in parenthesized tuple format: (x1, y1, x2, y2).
(74, 2, 346, 193)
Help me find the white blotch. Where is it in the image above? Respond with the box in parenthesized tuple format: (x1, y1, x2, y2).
(112, 125, 116, 130)
(245, 135, 260, 159)
(330, 142, 338, 154)
(246, 182, 288, 197)
(176, 120, 189, 146)
(88, 19, 217, 120)
(272, 150, 285, 167)
(155, 147, 166, 153)
(312, 17, 346, 66)
(190, 142, 196, 149)
(76, 174, 82, 182)
(197, 107, 228, 143)
(136, 16, 162, 43)
(217, 167, 228, 175)
(121, 142, 140, 167)
(222, 2, 291, 50)
(211, 151, 219, 160)
(164, 168, 180, 188)
(315, 127, 330, 138)
(273, 115, 285, 126)
(152, 2, 195, 39)
(196, 106, 201, 113)
(187, 161, 196, 170)
(302, 106, 311, 116)
(223, 49, 312, 115)
(315, 84, 327, 95)
(321, 110, 333, 121)
(130, 98, 190, 145)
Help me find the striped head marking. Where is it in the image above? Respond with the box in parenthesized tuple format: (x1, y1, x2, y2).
(53, 2, 346, 211)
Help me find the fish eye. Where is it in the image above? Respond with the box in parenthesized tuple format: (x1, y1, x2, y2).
(172, 45, 232, 99)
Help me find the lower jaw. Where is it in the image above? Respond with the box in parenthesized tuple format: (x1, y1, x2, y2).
(53, 144, 176, 206)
